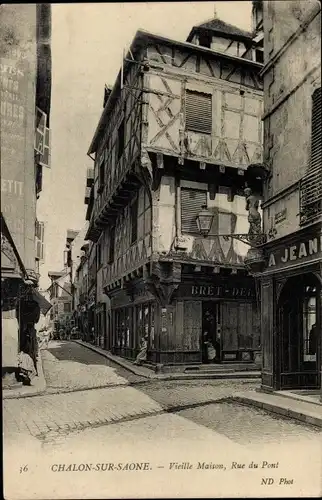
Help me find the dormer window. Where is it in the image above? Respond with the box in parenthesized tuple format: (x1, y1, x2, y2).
(198, 33, 212, 48)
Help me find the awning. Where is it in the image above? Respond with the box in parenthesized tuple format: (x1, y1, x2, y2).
(32, 289, 52, 315)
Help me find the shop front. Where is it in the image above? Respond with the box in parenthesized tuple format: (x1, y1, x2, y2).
(172, 276, 260, 365)
(260, 223, 322, 391)
(107, 274, 260, 368)
(110, 284, 156, 360)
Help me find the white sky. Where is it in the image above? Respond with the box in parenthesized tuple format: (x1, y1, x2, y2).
(38, 1, 252, 289)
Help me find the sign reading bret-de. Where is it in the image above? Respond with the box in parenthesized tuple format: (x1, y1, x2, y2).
(268, 235, 322, 268)
(187, 284, 255, 299)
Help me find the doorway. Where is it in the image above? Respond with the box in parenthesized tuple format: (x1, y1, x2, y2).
(278, 273, 320, 389)
(202, 301, 221, 363)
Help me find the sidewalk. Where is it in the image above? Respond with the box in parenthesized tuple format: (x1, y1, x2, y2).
(74, 340, 261, 381)
(3, 351, 47, 400)
(231, 390, 322, 428)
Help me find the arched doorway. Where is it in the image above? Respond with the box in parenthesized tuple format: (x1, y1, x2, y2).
(277, 273, 321, 389)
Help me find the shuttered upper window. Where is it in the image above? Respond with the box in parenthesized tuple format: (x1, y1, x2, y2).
(181, 188, 207, 234)
(300, 87, 322, 216)
(185, 90, 212, 134)
(310, 87, 321, 176)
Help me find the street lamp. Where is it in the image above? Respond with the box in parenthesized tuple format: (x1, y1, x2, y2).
(196, 205, 214, 237)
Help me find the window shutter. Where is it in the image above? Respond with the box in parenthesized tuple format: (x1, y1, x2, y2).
(185, 91, 212, 134)
(181, 188, 207, 233)
(300, 87, 322, 222)
(310, 87, 321, 176)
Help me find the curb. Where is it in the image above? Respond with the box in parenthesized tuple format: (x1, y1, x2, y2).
(38, 396, 231, 441)
(230, 394, 322, 429)
(3, 350, 47, 400)
(74, 340, 261, 382)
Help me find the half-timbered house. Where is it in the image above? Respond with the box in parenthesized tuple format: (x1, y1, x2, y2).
(85, 18, 265, 370)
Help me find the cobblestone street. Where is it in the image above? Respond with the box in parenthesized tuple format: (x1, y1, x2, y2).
(41, 340, 145, 391)
(4, 341, 322, 499)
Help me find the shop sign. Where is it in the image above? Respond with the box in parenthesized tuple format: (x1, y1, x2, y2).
(274, 208, 287, 224)
(268, 235, 322, 269)
(178, 284, 255, 300)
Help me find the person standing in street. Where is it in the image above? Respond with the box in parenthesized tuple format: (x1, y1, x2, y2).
(24, 322, 38, 376)
(42, 327, 51, 349)
(133, 335, 148, 365)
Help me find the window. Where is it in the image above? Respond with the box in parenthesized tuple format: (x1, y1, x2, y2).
(108, 226, 115, 264)
(137, 187, 151, 240)
(300, 87, 322, 223)
(310, 87, 321, 175)
(99, 162, 105, 189)
(198, 33, 212, 49)
(303, 286, 317, 361)
(134, 302, 155, 350)
(130, 197, 138, 244)
(35, 220, 44, 261)
(181, 188, 207, 233)
(96, 242, 102, 269)
(64, 302, 71, 313)
(117, 119, 125, 161)
(255, 48, 264, 63)
(97, 154, 105, 193)
(185, 90, 212, 134)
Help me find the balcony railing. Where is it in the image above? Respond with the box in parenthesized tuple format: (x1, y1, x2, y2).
(299, 167, 322, 225)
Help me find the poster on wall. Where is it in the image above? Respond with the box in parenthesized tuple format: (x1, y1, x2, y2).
(0, 6, 36, 265)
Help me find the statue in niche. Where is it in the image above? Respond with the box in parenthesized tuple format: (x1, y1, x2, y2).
(244, 187, 262, 243)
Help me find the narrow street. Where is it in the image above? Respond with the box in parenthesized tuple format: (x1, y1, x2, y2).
(4, 341, 322, 499)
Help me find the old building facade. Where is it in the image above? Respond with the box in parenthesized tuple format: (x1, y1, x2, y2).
(253, 0, 322, 392)
(85, 19, 265, 369)
(1, 4, 52, 379)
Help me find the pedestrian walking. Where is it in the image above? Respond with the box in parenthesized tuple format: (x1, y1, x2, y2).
(42, 327, 51, 349)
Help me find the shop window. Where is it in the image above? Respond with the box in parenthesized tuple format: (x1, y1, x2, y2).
(115, 309, 124, 347)
(150, 303, 155, 349)
(135, 305, 143, 349)
(185, 90, 212, 134)
(181, 188, 207, 234)
(303, 286, 317, 361)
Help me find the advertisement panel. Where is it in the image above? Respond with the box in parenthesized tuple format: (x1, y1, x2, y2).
(0, 5, 37, 270)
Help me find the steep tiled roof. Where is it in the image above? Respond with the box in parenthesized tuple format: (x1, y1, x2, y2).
(187, 18, 252, 42)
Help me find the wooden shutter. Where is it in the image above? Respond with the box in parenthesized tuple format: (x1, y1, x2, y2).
(310, 87, 322, 175)
(183, 301, 202, 351)
(35, 221, 44, 260)
(185, 90, 212, 134)
(301, 87, 322, 219)
(221, 302, 239, 350)
(181, 188, 207, 233)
